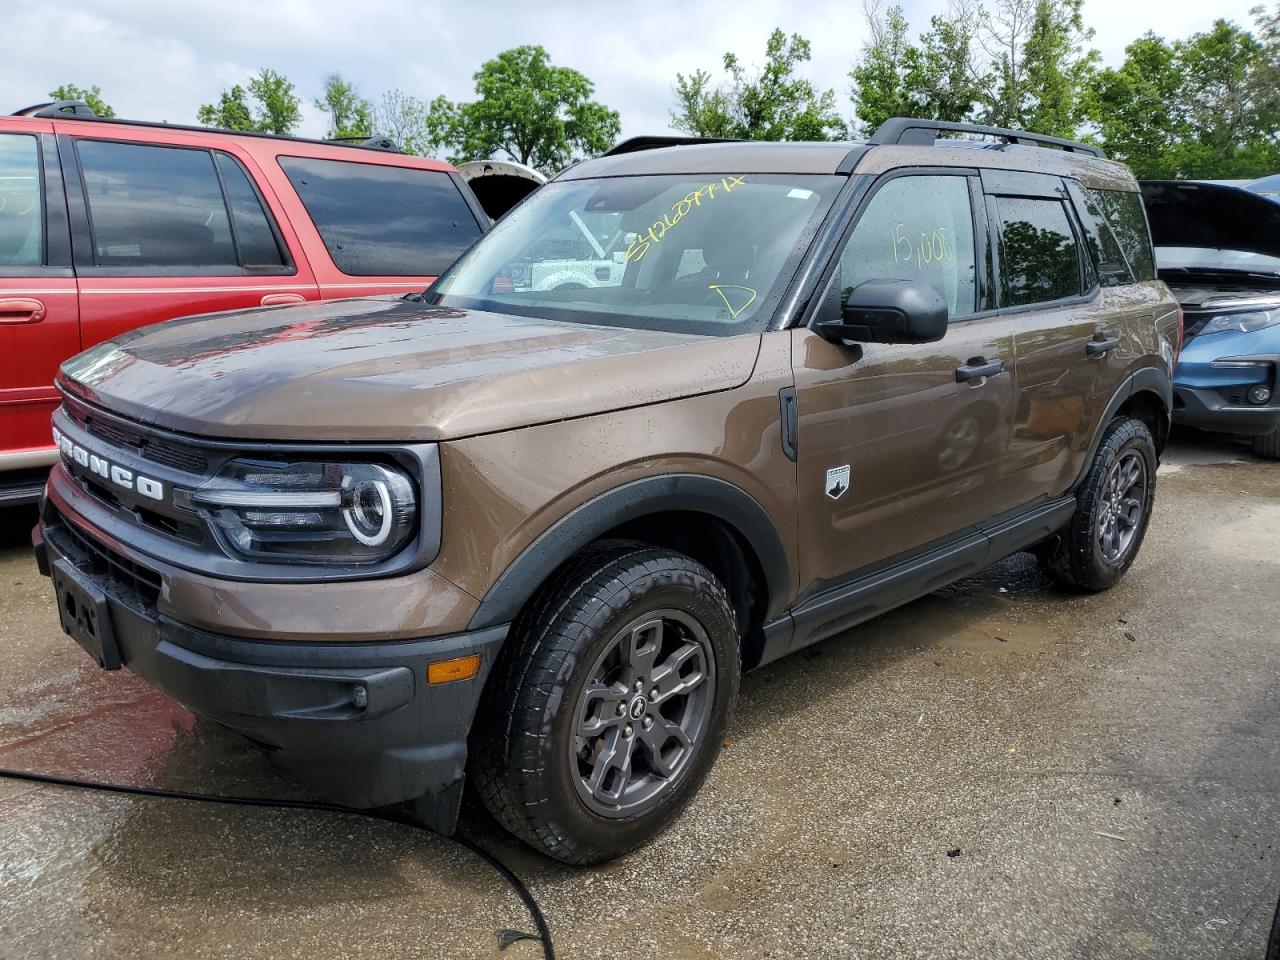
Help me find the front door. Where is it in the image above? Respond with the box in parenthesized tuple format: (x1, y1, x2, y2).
(792, 171, 1018, 593)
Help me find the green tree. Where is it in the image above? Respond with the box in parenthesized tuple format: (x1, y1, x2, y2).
(197, 69, 300, 135)
(1083, 34, 1187, 177)
(912, 2, 985, 123)
(426, 46, 620, 171)
(315, 73, 374, 140)
(850, 3, 917, 134)
(377, 90, 432, 156)
(673, 29, 847, 141)
(48, 84, 115, 118)
(977, 0, 1098, 135)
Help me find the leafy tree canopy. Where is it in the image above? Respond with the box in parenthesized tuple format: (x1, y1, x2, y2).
(426, 46, 620, 173)
(197, 69, 300, 135)
(673, 29, 847, 141)
(314, 72, 374, 140)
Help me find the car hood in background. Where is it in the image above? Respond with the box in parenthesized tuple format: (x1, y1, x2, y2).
(58, 297, 760, 442)
(1141, 180, 1280, 263)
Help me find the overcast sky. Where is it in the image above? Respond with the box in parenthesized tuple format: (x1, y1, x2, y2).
(3, 0, 1264, 145)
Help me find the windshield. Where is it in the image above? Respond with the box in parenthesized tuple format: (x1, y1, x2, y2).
(428, 173, 844, 336)
(1156, 246, 1280, 276)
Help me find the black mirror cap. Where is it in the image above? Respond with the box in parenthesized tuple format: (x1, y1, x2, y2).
(817, 279, 949, 345)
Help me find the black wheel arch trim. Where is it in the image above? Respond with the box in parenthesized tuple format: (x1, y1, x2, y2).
(1073, 365, 1172, 490)
(466, 474, 792, 631)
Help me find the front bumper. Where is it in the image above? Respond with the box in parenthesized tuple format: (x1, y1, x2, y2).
(34, 506, 507, 833)
(1172, 357, 1280, 435)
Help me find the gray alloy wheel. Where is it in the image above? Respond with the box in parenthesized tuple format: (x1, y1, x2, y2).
(1095, 449, 1148, 564)
(571, 609, 716, 818)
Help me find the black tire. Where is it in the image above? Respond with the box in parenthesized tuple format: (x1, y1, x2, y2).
(472, 541, 740, 865)
(1252, 428, 1280, 460)
(1039, 416, 1157, 592)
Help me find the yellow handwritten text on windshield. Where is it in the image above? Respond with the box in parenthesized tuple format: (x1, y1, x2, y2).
(625, 176, 747, 263)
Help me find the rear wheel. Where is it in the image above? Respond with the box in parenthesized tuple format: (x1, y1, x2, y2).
(1039, 416, 1157, 592)
(472, 541, 739, 864)
(1252, 428, 1280, 460)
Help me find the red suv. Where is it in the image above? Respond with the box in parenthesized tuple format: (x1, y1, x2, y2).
(0, 100, 493, 504)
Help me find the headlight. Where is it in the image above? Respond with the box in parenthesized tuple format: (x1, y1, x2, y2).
(188, 459, 417, 564)
(1200, 308, 1280, 336)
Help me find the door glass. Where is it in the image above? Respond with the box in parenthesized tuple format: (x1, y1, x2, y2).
(215, 152, 287, 269)
(0, 134, 43, 266)
(278, 156, 483, 276)
(1086, 188, 1155, 281)
(835, 175, 977, 319)
(994, 196, 1082, 307)
(78, 140, 237, 268)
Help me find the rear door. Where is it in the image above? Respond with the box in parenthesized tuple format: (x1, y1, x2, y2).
(985, 172, 1111, 505)
(57, 128, 320, 353)
(0, 121, 77, 467)
(273, 155, 486, 299)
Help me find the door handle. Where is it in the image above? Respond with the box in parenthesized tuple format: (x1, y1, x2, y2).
(0, 298, 46, 324)
(955, 357, 1005, 384)
(260, 293, 306, 306)
(1086, 334, 1121, 356)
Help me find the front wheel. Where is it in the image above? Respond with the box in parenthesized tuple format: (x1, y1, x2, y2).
(1039, 416, 1157, 592)
(1252, 428, 1280, 460)
(472, 542, 739, 864)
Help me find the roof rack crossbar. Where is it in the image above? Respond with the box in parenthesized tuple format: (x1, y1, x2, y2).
(870, 118, 1104, 159)
(603, 135, 743, 157)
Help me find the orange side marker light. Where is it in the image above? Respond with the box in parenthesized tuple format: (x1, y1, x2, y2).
(427, 654, 482, 685)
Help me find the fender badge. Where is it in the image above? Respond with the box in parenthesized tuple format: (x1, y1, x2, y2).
(825, 465, 850, 500)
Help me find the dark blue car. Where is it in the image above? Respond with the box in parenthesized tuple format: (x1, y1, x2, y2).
(1142, 180, 1280, 459)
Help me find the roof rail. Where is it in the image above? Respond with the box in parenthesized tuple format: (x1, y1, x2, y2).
(603, 135, 742, 157)
(326, 134, 401, 152)
(12, 100, 98, 119)
(870, 118, 1105, 158)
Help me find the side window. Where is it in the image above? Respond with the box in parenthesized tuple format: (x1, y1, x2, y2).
(214, 153, 287, 269)
(1087, 188, 1156, 281)
(0, 134, 44, 267)
(833, 175, 977, 320)
(1071, 185, 1132, 286)
(278, 157, 483, 276)
(993, 196, 1082, 307)
(78, 140, 239, 269)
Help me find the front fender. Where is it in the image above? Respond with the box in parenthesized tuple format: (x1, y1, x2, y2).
(465, 474, 791, 631)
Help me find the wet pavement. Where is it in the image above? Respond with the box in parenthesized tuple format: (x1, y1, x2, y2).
(2, 428, 1278, 960)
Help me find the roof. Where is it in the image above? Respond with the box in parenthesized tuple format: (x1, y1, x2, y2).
(558, 118, 1131, 186)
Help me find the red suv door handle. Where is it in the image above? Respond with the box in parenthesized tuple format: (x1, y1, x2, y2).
(260, 294, 306, 306)
(0, 298, 46, 324)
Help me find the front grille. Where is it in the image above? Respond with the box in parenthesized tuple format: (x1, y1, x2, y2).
(50, 506, 163, 608)
(65, 401, 210, 476)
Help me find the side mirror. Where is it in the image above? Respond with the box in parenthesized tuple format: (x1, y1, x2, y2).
(814, 279, 949, 345)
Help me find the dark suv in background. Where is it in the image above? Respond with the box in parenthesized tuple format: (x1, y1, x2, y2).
(35, 118, 1180, 864)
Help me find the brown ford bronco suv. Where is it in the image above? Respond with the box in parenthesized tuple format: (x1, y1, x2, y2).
(34, 119, 1181, 864)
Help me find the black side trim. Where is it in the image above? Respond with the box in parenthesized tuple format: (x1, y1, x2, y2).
(40, 133, 72, 268)
(778, 387, 798, 462)
(756, 494, 1076, 667)
(467, 475, 792, 630)
(55, 134, 92, 270)
(1072, 366, 1172, 488)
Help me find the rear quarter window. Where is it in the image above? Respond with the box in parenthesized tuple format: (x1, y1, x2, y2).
(1086, 188, 1156, 282)
(279, 157, 482, 276)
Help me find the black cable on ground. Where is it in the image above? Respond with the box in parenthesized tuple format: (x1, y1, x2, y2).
(0, 767, 554, 960)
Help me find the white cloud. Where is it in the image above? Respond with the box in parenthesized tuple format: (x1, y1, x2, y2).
(2, 0, 1266, 146)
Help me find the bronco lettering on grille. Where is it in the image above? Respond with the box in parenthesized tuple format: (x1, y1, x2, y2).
(53, 426, 164, 501)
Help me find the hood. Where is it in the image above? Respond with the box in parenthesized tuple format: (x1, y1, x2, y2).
(59, 297, 760, 442)
(1140, 180, 1280, 262)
